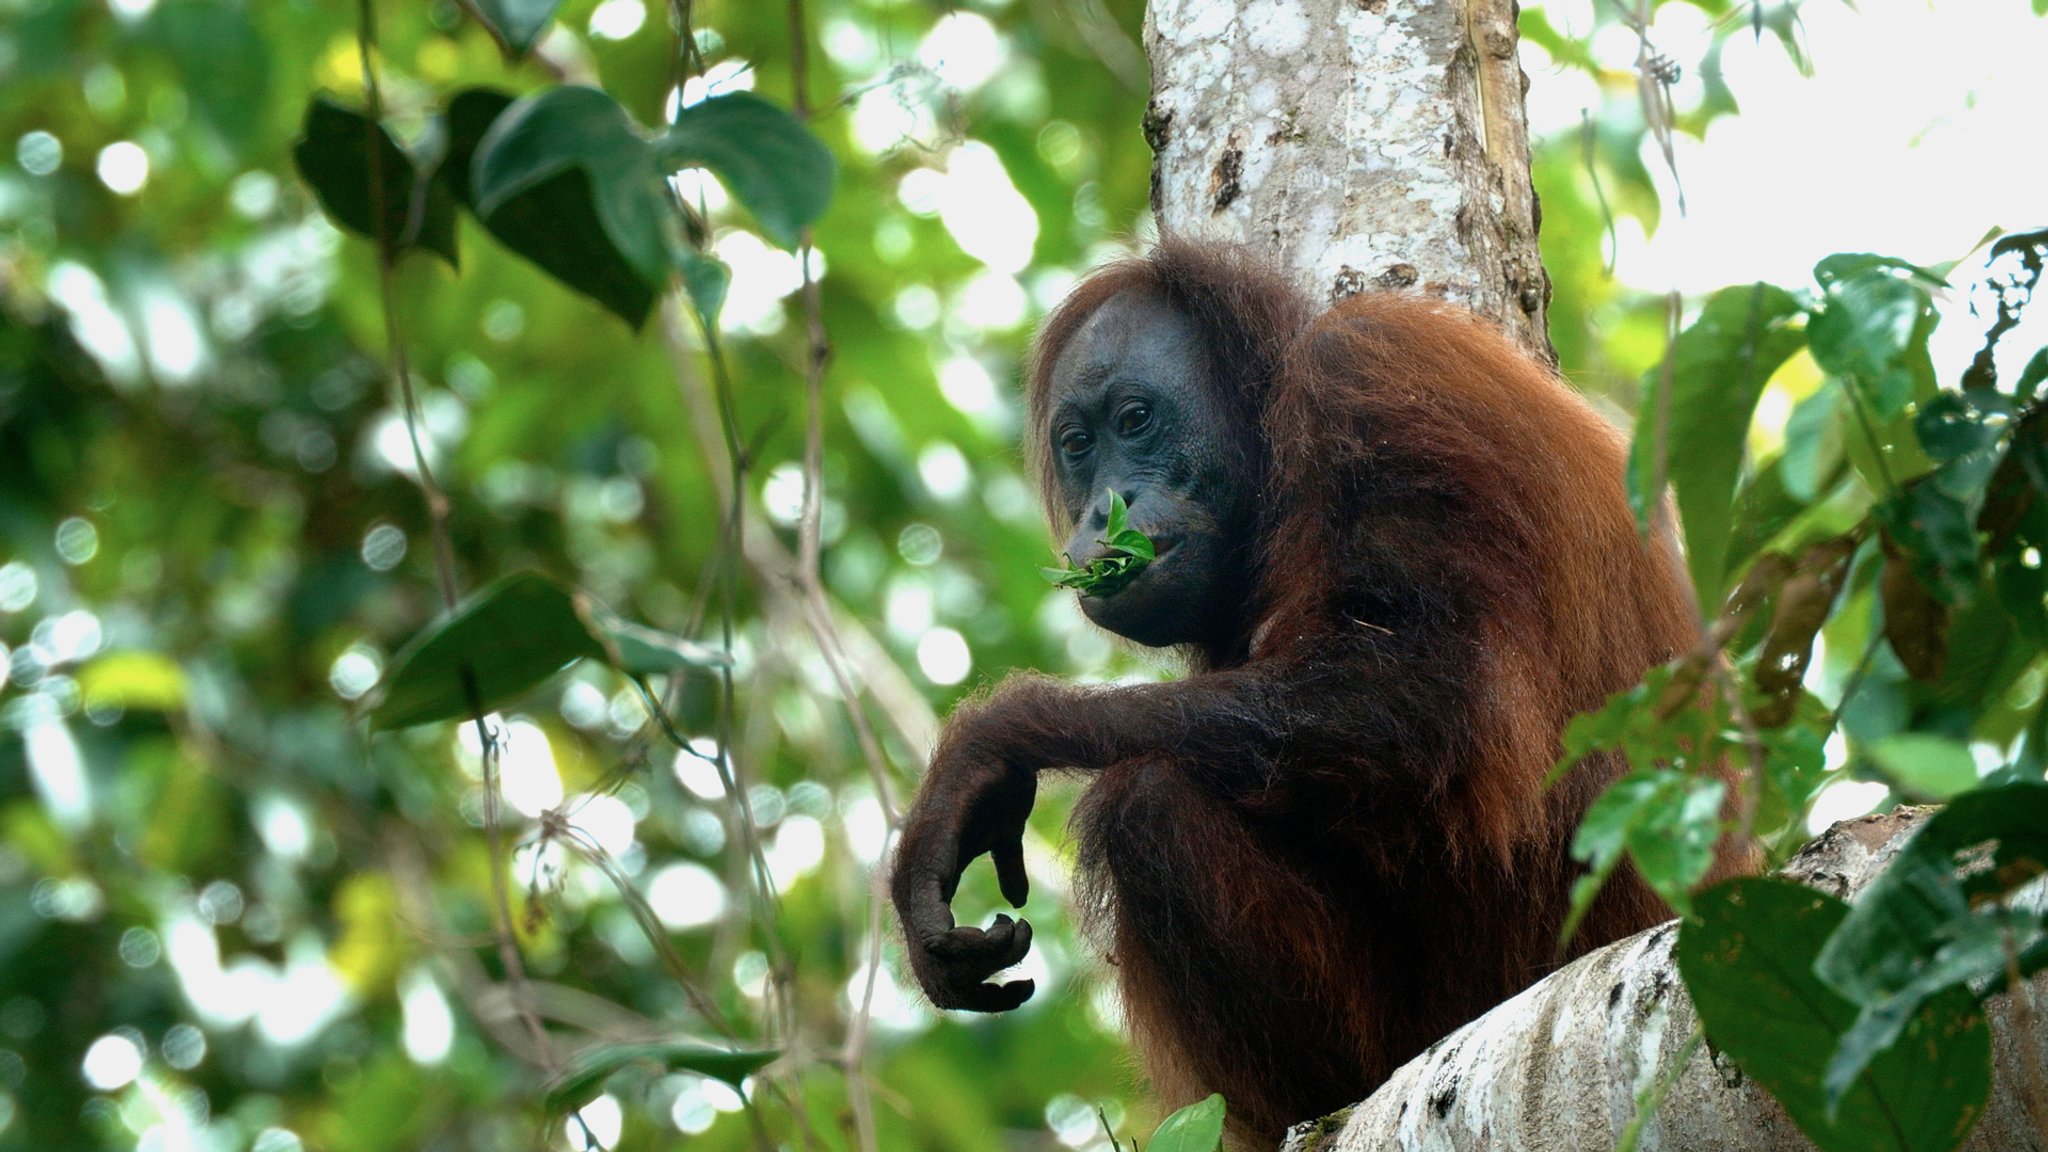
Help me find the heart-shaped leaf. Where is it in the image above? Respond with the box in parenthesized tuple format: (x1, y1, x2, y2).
(472, 86, 675, 321)
(440, 87, 656, 327)
(367, 571, 602, 729)
(655, 92, 836, 248)
(1809, 271, 1932, 402)
(1862, 733, 1978, 800)
(293, 96, 458, 267)
(367, 571, 715, 729)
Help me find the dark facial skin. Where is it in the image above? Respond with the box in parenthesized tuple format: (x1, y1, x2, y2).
(1047, 290, 1255, 648)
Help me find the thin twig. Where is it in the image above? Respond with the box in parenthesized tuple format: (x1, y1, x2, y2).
(1580, 110, 1617, 277)
(354, 0, 551, 1071)
(785, 8, 894, 1142)
(552, 823, 735, 1034)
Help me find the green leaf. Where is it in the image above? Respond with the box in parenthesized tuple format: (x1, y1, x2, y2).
(472, 86, 674, 317)
(1780, 384, 1843, 503)
(1879, 482, 1978, 608)
(441, 87, 655, 327)
(1042, 490, 1156, 595)
(470, 0, 563, 54)
(1756, 714, 1829, 836)
(293, 96, 459, 267)
(1863, 733, 1978, 800)
(1146, 1094, 1226, 1152)
(654, 92, 836, 248)
(1813, 784, 2048, 1101)
(543, 1042, 776, 1113)
(594, 617, 730, 676)
(1809, 271, 1933, 410)
(1677, 877, 1992, 1152)
(1879, 540, 1951, 682)
(367, 571, 716, 729)
(1568, 767, 1723, 932)
(1814, 254, 1950, 291)
(1912, 391, 2012, 469)
(1627, 283, 1806, 616)
(149, 1, 271, 150)
(367, 572, 603, 729)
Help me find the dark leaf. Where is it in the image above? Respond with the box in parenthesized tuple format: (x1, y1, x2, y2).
(1862, 733, 1977, 800)
(368, 572, 604, 729)
(1147, 1094, 1227, 1152)
(293, 97, 459, 267)
(1627, 283, 1806, 616)
(544, 1042, 776, 1112)
(470, 0, 563, 54)
(1752, 536, 1854, 725)
(1813, 254, 1950, 291)
(468, 86, 672, 326)
(1879, 481, 1978, 608)
(593, 617, 730, 676)
(1992, 553, 2048, 644)
(1567, 767, 1724, 938)
(1912, 391, 2012, 468)
(654, 92, 836, 248)
(1809, 271, 1934, 413)
(1677, 877, 1992, 1152)
(435, 87, 515, 207)
(1813, 784, 2048, 1106)
(1976, 446, 2034, 552)
(443, 87, 654, 325)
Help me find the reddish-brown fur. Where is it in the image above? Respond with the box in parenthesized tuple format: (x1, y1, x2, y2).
(914, 242, 1737, 1146)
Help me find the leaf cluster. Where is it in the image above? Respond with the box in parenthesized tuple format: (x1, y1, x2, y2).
(1041, 490, 1156, 596)
(294, 83, 832, 328)
(1575, 229, 2048, 1152)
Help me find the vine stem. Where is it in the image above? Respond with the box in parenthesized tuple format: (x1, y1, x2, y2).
(353, 0, 552, 1071)
(785, 6, 893, 1147)
(663, 9, 818, 1149)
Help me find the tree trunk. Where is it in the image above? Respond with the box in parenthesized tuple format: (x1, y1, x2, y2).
(1142, 0, 1552, 360)
(1279, 810, 2048, 1151)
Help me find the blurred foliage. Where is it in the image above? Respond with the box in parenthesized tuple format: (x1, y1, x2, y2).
(0, 0, 2040, 1150)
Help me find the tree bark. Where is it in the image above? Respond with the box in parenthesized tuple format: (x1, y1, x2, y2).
(1142, 0, 1552, 360)
(1280, 809, 2048, 1152)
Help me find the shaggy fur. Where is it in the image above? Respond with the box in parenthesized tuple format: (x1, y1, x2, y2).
(903, 241, 1739, 1146)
